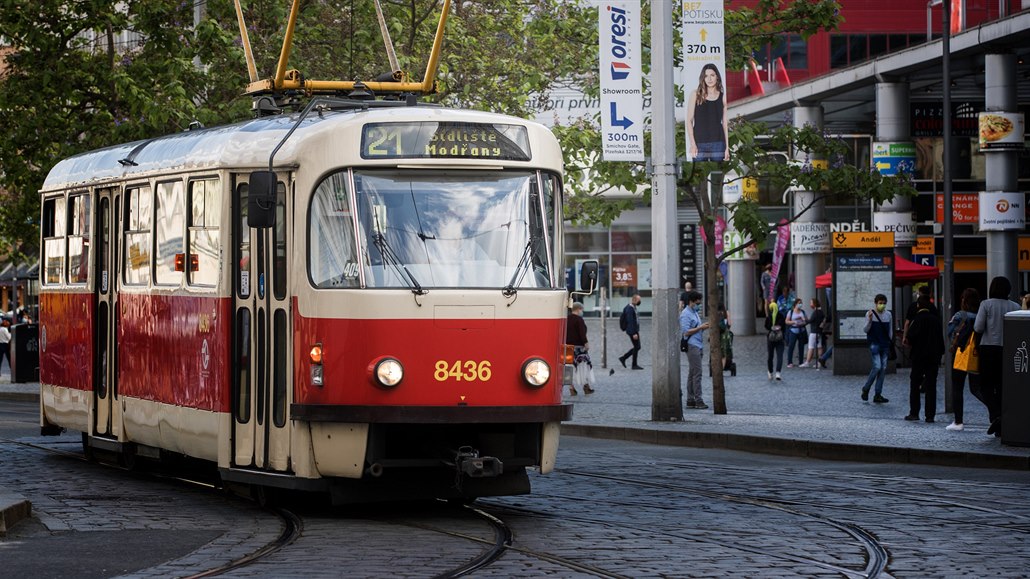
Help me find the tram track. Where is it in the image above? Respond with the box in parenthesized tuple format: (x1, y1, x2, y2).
(1, 436, 303, 578)
(525, 468, 891, 578)
(576, 455, 1030, 529)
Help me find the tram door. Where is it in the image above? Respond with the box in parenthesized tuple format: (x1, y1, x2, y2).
(93, 189, 119, 438)
(231, 175, 293, 471)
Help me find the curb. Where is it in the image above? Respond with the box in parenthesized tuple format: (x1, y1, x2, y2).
(0, 392, 38, 403)
(562, 424, 1030, 471)
(0, 493, 31, 537)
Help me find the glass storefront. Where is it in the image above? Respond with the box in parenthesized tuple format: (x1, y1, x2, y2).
(566, 222, 654, 316)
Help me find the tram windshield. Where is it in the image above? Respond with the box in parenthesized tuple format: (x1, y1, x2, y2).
(309, 169, 556, 289)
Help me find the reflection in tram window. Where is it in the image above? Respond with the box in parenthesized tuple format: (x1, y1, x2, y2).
(124, 186, 152, 286)
(235, 308, 251, 423)
(155, 181, 185, 286)
(309, 169, 556, 289)
(189, 179, 221, 287)
(42, 196, 67, 286)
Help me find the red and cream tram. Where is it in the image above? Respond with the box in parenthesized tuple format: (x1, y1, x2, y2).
(38, 102, 592, 501)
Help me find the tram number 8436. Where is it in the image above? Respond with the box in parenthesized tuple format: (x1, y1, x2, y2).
(435, 360, 493, 382)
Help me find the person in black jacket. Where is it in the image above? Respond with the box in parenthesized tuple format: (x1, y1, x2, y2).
(905, 295, 946, 423)
(765, 301, 786, 381)
(566, 302, 592, 396)
(618, 294, 643, 370)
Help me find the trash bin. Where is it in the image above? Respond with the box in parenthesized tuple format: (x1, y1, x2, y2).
(10, 323, 39, 384)
(1002, 311, 1030, 446)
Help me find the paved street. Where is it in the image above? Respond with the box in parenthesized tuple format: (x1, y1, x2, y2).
(3, 414, 1030, 577)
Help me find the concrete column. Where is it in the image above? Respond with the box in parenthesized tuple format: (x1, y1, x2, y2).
(984, 53, 1019, 296)
(727, 260, 755, 334)
(792, 105, 826, 306)
(874, 82, 915, 317)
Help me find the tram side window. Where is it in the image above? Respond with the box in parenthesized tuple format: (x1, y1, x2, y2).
(42, 197, 67, 286)
(188, 178, 221, 287)
(67, 194, 91, 285)
(155, 180, 185, 286)
(124, 186, 152, 286)
(309, 172, 359, 288)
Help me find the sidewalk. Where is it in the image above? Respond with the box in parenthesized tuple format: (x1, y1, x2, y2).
(564, 316, 1030, 470)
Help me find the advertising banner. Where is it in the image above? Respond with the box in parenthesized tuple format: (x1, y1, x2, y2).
(979, 192, 1026, 231)
(682, 0, 726, 162)
(722, 228, 758, 261)
(612, 264, 636, 288)
(872, 142, 916, 176)
(978, 112, 1025, 151)
(790, 222, 831, 254)
(598, 1, 644, 161)
(935, 193, 979, 223)
(768, 219, 790, 302)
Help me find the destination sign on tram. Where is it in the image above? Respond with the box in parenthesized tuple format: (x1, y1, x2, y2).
(361, 122, 531, 161)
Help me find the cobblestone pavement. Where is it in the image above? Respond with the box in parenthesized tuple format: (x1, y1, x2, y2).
(4, 423, 1030, 577)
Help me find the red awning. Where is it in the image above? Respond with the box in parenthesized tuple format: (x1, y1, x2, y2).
(815, 254, 939, 289)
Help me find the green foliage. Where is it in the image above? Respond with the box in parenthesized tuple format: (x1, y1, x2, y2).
(0, 0, 594, 259)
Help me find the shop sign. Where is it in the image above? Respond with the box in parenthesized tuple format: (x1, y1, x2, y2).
(789, 222, 831, 254)
(936, 193, 979, 223)
(598, 1, 644, 161)
(978, 112, 1025, 152)
(910, 101, 981, 138)
(979, 192, 1026, 231)
(872, 212, 917, 246)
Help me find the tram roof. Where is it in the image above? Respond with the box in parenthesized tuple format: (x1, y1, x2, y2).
(41, 106, 556, 192)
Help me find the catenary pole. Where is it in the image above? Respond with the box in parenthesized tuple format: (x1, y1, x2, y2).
(650, 0, 683, 421)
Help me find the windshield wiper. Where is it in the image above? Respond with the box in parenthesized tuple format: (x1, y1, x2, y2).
(502, 239, 534, 297)
(374, 233, 427, 295)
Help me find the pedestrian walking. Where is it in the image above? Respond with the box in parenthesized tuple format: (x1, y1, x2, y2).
(974, 276, 1020, 436)
(765, 301, 786, 381)
(618, 294, 644, 370)
(0, 319, 10, 376)
(802, 298, 825, 369)
(904, 295, 945, 423)
(565, 302, 593, 396)
(785, 299, 807, 367)
(680, 291, 710, 409)
(860, 293, 892, 404)
(944, 288, 982, 431)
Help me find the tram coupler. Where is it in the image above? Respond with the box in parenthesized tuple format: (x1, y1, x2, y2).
(453, 446, 502, 478)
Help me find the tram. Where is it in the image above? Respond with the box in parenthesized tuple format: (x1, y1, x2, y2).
(38, 0, 594, 502)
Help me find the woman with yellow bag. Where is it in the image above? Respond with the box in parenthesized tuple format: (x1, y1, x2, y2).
(974, 277, 1021, 437)
(945, 288, 982, 431)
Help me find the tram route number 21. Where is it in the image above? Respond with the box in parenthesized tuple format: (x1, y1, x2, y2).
(435, 360, 492, 382)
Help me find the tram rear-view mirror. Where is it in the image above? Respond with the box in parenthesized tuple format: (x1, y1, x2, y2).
(579, 260, 598, 293)
(248, 171, 276, 228)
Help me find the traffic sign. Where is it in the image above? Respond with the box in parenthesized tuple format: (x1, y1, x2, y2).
(915, 255, 937, 267)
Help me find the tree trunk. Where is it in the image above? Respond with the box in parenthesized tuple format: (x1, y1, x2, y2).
(705, 239, 727, 414)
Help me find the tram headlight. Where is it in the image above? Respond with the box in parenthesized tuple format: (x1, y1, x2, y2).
(521, 358, 550, 388)
(372, 357, 404, 388)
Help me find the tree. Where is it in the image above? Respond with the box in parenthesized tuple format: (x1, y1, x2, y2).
(0, 0, 595, 257)
(554, 1, 919, 415)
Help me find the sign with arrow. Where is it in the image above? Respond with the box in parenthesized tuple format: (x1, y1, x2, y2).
(598, 0, 644, 161)
(872, 142, 916, 176)
(682, 0, 726, 162)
